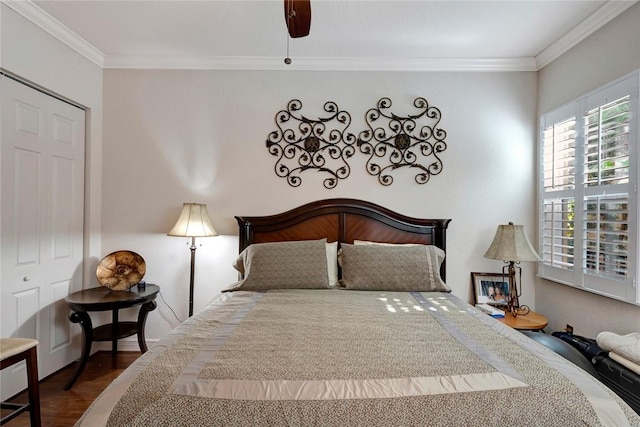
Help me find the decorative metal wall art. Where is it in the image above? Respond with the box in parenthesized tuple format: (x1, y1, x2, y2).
(357, 97, 447, 186)
(267, 99, 356, 189)
(267, 97, 447, 188)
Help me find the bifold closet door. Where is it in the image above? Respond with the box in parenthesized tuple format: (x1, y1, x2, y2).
(1, 75, 85, 399)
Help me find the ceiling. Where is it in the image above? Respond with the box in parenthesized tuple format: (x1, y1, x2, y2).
(10, 0, 638, 71)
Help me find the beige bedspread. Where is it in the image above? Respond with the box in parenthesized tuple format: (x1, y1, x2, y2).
(77, 290, 640, 426)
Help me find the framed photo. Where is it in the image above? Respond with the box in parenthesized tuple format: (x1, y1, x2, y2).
(471, 272, 510, 306)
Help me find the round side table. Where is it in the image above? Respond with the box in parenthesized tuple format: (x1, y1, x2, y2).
(63, 284, 159, 390)
(498, 309, 548, 331)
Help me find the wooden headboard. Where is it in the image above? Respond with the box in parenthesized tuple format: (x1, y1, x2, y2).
(235, 198, 451, 280)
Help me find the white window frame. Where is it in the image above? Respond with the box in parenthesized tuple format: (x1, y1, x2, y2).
(538, 71, 639, 304)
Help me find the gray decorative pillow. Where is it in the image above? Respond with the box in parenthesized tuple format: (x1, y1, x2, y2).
(352, 240, 446, 266)
(226, 239, 329, 291)
(340, 244, 450, 292)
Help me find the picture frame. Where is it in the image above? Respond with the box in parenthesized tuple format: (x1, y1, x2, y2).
(471, 272, 510, 306)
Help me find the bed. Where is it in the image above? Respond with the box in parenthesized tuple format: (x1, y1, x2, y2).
(78, 199, 640, 426)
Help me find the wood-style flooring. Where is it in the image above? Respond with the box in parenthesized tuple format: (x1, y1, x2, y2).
(1, 351, 140, 426)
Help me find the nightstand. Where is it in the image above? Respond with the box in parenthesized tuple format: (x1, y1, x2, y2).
(498, 310, 548, 331)
(64, 284, 159, 390)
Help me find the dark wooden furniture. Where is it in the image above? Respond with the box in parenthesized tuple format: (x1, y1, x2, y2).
(0, 338, 41, 426)
(236, 198, 451, 280)
(63, 284, 159, 390)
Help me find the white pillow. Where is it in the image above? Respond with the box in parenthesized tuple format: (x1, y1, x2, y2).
(326, 241, 339, 287)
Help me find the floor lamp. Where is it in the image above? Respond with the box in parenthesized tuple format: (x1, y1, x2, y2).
(483, 222, 541, 317)
(168, 203, 217, 317)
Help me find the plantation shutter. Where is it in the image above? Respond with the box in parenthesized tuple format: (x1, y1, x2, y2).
(539, 72, 638, 302)
(540, 106, 577, 285)
(580, 78, 635, 299)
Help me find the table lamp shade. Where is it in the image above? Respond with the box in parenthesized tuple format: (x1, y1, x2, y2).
(167, 203, 217, 238)
(484, 223, 541, 262)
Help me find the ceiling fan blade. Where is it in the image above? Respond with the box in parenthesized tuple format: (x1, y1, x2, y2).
(284, 0, 311, 38)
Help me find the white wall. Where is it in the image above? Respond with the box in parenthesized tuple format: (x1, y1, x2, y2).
(537, 3, 640, 337)
(103, 69, 539, 341)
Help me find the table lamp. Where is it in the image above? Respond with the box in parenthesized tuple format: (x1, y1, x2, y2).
(483, 222, 541, 317)
(168, 203, 217, 317)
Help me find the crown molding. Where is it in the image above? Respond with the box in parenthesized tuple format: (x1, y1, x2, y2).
(2, 0, 104, 67)
(535, 0, 638, 70)
(104, 55, 538, 72)
(5, 0, 634, 72)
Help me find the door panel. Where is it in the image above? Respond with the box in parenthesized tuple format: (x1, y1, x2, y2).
(50, 280, 72, 353)
(52, 156, 74, 258)
(12, 288, 39, 339)
(14, 149, 40, 265)
(1, 75, 85, 399)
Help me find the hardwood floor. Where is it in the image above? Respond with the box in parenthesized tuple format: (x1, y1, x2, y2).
(1, 351, 140, 426)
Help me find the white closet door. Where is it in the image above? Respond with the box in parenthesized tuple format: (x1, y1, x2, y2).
(1, 76, 85, 399)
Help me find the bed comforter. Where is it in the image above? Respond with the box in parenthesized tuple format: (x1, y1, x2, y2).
(77, 289, 640, 426)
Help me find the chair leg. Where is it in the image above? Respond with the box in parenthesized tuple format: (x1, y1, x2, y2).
(25, 346, 41, 427)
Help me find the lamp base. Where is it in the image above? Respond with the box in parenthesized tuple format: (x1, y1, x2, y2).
(504, 262, 530, 318)
(508, 304, 530, 317)
(189, 237, 197, 317)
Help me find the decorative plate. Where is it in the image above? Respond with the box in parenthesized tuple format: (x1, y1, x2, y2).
(96, 250, 146, 291)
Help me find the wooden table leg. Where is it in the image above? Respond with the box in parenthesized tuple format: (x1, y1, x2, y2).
(64, 311, 92, 391)
(111, 308, 118, 357)
(137, 300, 157, 353)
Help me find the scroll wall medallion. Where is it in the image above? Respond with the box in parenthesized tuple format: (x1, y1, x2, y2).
(267, 99, 356, 189)
(357, 97, 447, 186)
(266, 97, 447, 188)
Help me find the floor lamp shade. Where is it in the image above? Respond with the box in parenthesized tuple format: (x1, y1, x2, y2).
(168, 203, 217, 317)
(167, 203, 217, 238)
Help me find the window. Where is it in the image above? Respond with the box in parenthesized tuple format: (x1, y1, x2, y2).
(539, 72, 639, 303)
